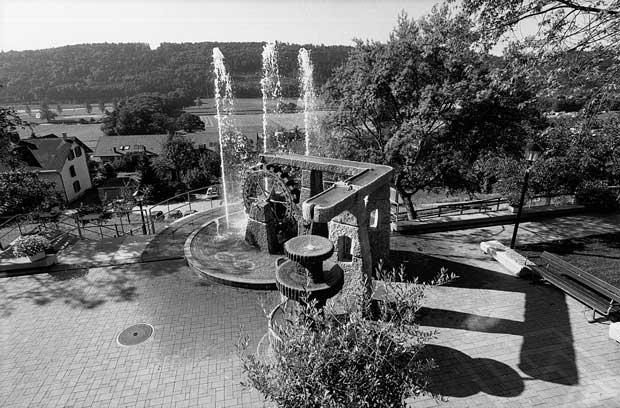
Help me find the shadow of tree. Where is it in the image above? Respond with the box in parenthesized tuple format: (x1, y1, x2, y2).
(419, 345, 525, 398)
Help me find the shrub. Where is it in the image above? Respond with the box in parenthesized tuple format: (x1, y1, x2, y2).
(239, 266, 454, 407)
(13, 235, 50, 257)
(575, 181, 619, 211)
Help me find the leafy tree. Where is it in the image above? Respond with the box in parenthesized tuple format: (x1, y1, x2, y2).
(85, 102, 92, 114)
(39, 102, 56, 122)
(0, 171, 62, 216)
(457, 0, 620, 52)
(175, 112, 205, 133)
(322, 7, 544, 219)
(153, 135, 200, 182)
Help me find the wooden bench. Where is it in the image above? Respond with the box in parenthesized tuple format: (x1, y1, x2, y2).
(530, 251, 620, 322)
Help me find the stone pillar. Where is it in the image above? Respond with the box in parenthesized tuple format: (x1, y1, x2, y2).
(299, 169, 328, 236)
(367, 184, 391, 269)
(245, 201, 281, 253)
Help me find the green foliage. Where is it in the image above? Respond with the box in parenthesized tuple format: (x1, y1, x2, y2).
(0, 171, 63, 216)
(575, 181, 619, 211)
(322, 7, 544, 218)
(39, 102, 56, 121)
(12, 235, 50, 257)
(240, 266, 453, 407)
(458, 0, 620, 52)
(175, 112, 205, 133)
(0, 42, 350, 103)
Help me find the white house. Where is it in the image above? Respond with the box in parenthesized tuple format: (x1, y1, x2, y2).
(16, 134, 93, 203)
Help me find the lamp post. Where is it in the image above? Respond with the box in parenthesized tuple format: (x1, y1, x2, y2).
(510, 142, 543, 249)
(133, 190, 147, 235)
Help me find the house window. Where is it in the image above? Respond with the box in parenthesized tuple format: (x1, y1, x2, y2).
(68, 150, 75, 161)
(337, 236, 353, 262)
(74, 146, 82, 157)
(73, 180, 81, 193)
(69, 165, 76, 177)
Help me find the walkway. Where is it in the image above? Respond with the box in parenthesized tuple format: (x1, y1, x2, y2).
(1, 211, 619, 407)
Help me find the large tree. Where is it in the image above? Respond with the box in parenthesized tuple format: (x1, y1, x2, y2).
(322, 7, 544, 219)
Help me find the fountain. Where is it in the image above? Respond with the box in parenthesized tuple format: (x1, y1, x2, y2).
(261, 42, 282, 154)
(212, 47, 234, 224)
(298, 48, 317, 156)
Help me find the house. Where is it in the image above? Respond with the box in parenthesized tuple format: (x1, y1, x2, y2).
(91, 133, 223, 163)
(91, 131, 260, 163)
(6, 133, 93, 203)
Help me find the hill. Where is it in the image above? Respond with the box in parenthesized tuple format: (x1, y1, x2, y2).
(0, 42, 351, 103)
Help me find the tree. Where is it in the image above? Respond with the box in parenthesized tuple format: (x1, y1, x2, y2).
(85, 102, 92, 114)
(457, 0, 620, 52)
(175, 112, 205, 133)
(322, 7, 544, 219)
(153, 135, 199, 183)
(39, 103, 56, 122)
(0, 171, 63, 216)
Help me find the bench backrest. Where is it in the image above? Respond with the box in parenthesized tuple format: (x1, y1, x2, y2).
(541, 251, 620, 302)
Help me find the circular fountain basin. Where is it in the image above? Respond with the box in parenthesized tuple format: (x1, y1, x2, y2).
(185, 210, 279, 290)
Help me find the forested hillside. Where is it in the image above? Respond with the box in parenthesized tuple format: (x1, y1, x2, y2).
(0, 42, 351, 103)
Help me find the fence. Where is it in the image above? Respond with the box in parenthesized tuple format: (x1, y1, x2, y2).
(390, 193, 508, 222)
(0, 208, 151, 251)
(147, 185, 225, 234)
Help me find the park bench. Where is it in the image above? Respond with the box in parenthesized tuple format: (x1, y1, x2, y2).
(531, 251, 620, 322)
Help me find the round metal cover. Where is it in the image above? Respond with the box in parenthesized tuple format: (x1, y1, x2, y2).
(117, 324, 153, 346)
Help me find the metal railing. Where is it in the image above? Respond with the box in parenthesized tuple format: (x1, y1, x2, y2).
(390, 196, 508, 222)
(147, 185, 224, 234)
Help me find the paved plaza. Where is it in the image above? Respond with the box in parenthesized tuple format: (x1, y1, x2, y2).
(1, 213, 619, 407)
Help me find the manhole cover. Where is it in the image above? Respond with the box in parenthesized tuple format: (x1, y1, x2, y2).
(117, 324, 153, 346)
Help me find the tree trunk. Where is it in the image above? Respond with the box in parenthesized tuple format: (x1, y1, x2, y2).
(402, 194, 417, 221)
(395, 185, 417, 221)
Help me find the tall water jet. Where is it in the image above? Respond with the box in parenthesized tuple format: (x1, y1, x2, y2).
(298, 48, 317, 156)
(261, 42, 282, 153)
(212, 47, 235, 225)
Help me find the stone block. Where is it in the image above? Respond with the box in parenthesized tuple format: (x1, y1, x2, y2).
(480, 240, 536, 278)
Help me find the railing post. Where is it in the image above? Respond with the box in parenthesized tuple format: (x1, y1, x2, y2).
(75, 215, 83, 239)
(17, 218, 23, 235)
(114, 224, 119, 237)
(188, 192, 192, 212)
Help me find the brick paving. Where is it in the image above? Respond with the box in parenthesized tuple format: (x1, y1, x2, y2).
(1, 259, 277, 408)
(1, 212, 620, 407)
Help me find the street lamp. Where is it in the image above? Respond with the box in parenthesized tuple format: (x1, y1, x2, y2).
(510, 142, 543, 249)
(133, 190, 147, 235)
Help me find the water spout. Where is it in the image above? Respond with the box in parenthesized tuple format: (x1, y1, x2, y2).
(298, 48, 317, 156)
(212, 47, 234, 225)
(261, 42, 282, 154)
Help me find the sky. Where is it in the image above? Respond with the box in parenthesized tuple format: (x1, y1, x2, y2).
(1, 0, 445, 52)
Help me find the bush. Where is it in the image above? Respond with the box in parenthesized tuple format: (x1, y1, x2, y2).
(239, 266, 453, 407)
(13, 235, 50, 257)
(575, 181, 619, 211)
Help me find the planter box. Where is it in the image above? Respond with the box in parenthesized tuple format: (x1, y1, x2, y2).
(28, 252, 46, 262)
(0, 254, 58, 273)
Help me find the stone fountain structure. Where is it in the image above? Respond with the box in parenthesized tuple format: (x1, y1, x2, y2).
(242, 153, 393, 301)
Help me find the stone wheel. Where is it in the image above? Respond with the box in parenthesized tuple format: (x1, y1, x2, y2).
(242, 164, 301, 222)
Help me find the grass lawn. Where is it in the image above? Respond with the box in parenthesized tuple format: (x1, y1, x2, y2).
(518, 232, 620, 289)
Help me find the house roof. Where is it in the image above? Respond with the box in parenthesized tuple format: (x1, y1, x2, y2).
(15, 135, 92, 172)
(92, 133, 221, 158)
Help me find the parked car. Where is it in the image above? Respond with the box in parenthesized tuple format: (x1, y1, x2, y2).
(205, 186, 220, 200)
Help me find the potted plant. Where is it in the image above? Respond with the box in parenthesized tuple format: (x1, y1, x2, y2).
(12, 235, 50, 262)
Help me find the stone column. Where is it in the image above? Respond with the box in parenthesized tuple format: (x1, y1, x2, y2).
(299, 169, 328, 237)
(367, 184, 391, 269)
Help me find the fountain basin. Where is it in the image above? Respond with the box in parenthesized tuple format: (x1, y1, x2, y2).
(185, 209, 278, 290)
